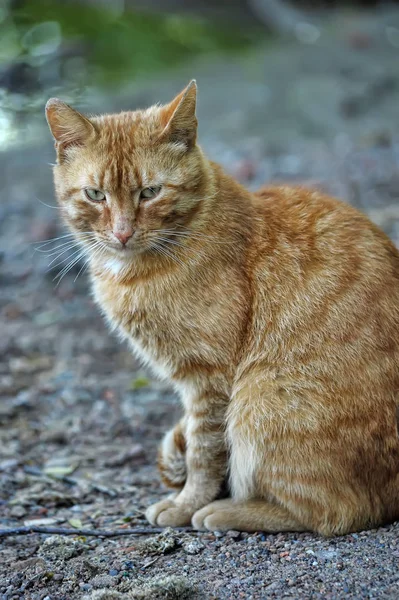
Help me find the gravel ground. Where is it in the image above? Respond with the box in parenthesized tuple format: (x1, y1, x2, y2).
(2, 8, 399, 600)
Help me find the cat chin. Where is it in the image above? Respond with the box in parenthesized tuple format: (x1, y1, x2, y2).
(93, 244, 145, 274)
(102, 256, 131, 277)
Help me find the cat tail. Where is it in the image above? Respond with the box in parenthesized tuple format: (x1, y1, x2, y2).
(157, 420, 187, 489)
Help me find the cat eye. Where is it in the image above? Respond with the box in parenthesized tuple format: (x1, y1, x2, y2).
(85, 188, 106, 202)
(140, 186, 162, 200)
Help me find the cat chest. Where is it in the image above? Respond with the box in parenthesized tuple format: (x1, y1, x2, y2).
(93, 277, 220, 381)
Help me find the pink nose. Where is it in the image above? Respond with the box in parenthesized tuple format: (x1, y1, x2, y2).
(114, 230, 133, 245)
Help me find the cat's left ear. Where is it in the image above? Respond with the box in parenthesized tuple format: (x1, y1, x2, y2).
(45, 98, 97, 160)
(159, 80, 197, 149)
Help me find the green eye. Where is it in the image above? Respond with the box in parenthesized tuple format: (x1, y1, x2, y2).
(140, 186, 161, 200)
(85, 188, 106, 202)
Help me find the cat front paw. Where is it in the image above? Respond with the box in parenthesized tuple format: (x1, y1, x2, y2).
(192, 499, 235, 531)
(145, 498, 193, 527)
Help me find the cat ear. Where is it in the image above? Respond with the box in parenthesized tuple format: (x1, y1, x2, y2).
(45, 98, 96, 157)
(160, 80, 197, 148)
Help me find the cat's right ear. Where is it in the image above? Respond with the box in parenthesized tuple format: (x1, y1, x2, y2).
(45, 98, 96, 160)
(159, 80, 198, 149)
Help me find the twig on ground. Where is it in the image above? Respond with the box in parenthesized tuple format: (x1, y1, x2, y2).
(142, 555, 161, 569)
(0, 526, 193, 538)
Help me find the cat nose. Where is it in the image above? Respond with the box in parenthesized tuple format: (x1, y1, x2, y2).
(114, 230, 133, 245)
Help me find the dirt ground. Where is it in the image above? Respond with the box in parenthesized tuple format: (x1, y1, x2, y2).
(2, 7, 399, 600)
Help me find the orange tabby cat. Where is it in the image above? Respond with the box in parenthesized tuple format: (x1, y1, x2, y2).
(45, 81, 399, 535)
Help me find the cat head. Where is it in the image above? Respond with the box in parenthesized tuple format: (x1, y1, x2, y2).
(46, 81, 211, 262)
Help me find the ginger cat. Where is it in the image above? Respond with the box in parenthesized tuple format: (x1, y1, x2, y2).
(45, 81, 399, 536)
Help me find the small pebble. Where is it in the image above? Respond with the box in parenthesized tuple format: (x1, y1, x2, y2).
(226, 530, 241, 539)
(182, 538, 204, 555)
(10, 505, 27, 518)
(90, 575, 116, 589)
(79, 583, 92, 591)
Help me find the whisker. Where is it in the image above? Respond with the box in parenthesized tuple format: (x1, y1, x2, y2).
(151, 228, 231, 245)
(176, 232, 228, 243)
(48, 244, 89, 270)
(151, 242, 186, 268)
(32, 231, 95, 248)
(35, 196, 60, 210)
(44, 236, 99, 266)
(46, 245, 83, 265)
(53, 251, 86, 285)
(75, 256, 91, 282)
(150, 242, 174, 264)
(73, 241, 106, 282)
(152, 235, 208, 263)
(153, 236, 187, 250)
(52, 239, 100, 279)
(36, 237, 92, 255)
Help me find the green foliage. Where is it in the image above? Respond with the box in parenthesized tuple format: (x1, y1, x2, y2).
(7, 0, 259, 87)
(129, 376, 150, 390)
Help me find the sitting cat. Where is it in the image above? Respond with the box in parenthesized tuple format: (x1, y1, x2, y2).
(46, 81, 399, 535)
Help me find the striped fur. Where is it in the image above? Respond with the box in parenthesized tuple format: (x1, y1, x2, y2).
(158, 420, 187, 489)
(46, 82, 399, 535)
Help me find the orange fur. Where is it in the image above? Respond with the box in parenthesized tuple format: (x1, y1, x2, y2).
(46, 82, 399, 535)
(158, 419, 187, 489)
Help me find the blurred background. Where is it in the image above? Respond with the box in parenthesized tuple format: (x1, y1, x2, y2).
(1, 1, 399, 596)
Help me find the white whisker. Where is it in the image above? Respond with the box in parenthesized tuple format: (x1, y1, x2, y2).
(154, 236, 187, 250)
(73, 240, 106, 282)
(49, 244, 88, 270)
(46, 237, 99, 268)
(35, 196, 60, 210)
(52, 239, 101, 284)
(33, 231, 95, 248)
(36, 238, 92, 256)
(151, 241, 185, 268)
(150, 227, 231, 245)
(47, 244, 83, 266)
(53, 253, 85, 285)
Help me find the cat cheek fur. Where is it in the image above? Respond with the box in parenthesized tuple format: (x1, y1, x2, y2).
(46, 81, 399, 535)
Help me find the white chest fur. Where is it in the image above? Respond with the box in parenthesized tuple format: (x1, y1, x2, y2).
(90, 262, 239, 393)
(92, 276, 176, 380)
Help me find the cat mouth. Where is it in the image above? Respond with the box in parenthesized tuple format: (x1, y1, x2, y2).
(106, 243, 136, 254)
(94, 235, 163, 257)
(100, 240, 145, 257)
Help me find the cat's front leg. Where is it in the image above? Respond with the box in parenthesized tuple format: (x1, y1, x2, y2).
(146, 395, 227, 527)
